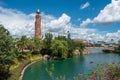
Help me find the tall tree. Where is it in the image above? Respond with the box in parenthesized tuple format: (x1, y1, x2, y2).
(42, 33, 53, 55)
(0, 25, 15, 80)
(44, 33, 53, 48)
(33, 37, 43, 51)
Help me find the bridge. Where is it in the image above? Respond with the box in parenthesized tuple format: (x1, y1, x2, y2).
(86, 47, 103, 50)
(83, 47, 115, 54)
(102, 47, 115, 53)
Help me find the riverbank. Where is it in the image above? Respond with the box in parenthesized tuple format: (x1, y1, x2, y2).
(19, 59, 42, 80)
(8, 55, 43, 80)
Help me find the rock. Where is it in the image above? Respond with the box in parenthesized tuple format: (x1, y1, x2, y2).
(83, 49, 89, 54)
(73, 50, 80, 55)
(43, 54, 50, 60)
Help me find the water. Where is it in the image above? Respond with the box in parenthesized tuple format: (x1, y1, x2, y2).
(22, 50, 120, 80)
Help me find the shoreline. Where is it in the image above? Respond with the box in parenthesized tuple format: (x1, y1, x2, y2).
(19, 59, 42, 80)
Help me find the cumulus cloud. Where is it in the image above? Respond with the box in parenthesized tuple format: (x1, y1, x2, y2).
(70, 27, 97, 40)
(0, 7, 35, 37)
(80, 18, 92, 27)
(43, 13, 71, 33)
(0, 6, 72, 38)
(80, 0, 120, 27)
(80, 2, 90, 9)
(105, 30, 120, 42)
(93, 0, 120, 25)
(0, 6, 119, 42)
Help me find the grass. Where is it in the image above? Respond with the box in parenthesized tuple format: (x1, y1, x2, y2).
(8, 54, 43, 80)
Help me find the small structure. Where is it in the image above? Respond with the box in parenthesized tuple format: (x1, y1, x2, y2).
(102, 43, 116, 53)
(67, 31, 70, 39)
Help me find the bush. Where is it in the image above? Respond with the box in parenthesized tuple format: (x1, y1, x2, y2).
(0, 65, 10, 80)
(114, 45, 120, 54)
(88, 63, 120, 80)
(32, 51, 40, 55)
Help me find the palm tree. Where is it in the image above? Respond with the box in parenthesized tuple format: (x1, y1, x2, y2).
(17, 36, 27, 53)
(25, 38, 34, 52)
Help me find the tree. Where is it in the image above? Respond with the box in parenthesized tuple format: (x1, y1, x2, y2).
(0, 25, 15, 80)
(51, 40, 68, 59)
(32, 37, 44, 54)
(67, 39, 75, 56)
(25, 38, 34, 52)
(55, 36, 67, 40)
(41, 33, 53, 55)
(44, 33, 53, 48)
(75, 42, 85, 53)
(17, 35, 27, 53)
(55, 36, 76, 56)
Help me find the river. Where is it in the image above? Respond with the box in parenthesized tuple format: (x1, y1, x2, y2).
(22, 50, 120, 80)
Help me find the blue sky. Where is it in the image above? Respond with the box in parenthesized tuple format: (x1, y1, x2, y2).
(0, 0, 110, 25)
(0, 0, 120, 42)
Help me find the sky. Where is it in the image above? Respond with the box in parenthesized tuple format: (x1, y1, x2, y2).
(0, 0, 120, 42)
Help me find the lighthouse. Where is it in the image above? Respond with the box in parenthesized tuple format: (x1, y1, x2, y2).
(35, 9, 41, 39)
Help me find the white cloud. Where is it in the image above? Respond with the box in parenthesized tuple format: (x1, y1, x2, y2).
(105, 30, 120, 42)
(70, 27, 97, 40)
(94, 0, 120, 25)
(42, 13, 71, 36)
(80, 18, 92, 27)
(0, 6, 120, 42)
(80, 0, 120, 26)
(80, 2, 90, 9)
(0, 6, 72, 38)
(0, 7, 35, 37)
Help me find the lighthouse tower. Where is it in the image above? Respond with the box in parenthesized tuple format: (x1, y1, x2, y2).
(35, 9, 41, 39)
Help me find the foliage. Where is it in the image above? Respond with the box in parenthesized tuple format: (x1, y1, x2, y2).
(0, 26, 86, 80)
(90, 63, 120, 80)
(55, 36, 76, 56)
(0, 64, 11, 80)
(55, 36, 67, 41)
(0, 25, 15, 80)
(16, 35, 28, 53)
(74, 41, 85, 53)
(42, 35, 85, 58)
(45, 63, 120, 80)
(44, 33, 53, 49)
(51, 40, 68, 59)
(114, 45, 120, 53)
(66, 39, 75, 55)
(41, 33, 53, 55)
(32, 51, 40, 55)
(33, 37, 43, 51)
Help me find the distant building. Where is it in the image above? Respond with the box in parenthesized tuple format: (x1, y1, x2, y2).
(73, 39, 91, 47)
(35, 9, 42, 39)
